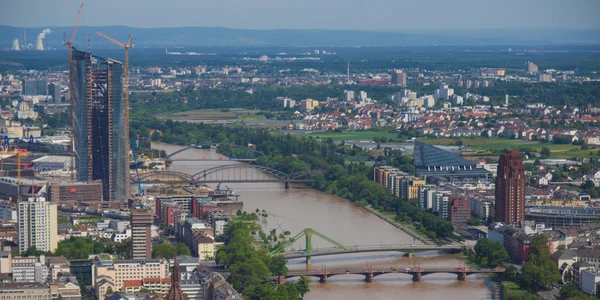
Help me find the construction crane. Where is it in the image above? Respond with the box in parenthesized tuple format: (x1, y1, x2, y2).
(96, 31, 134, 198)
(63, 3, 84, 181)
(130, 141, 144, 197)
(0, 150, 25, 187)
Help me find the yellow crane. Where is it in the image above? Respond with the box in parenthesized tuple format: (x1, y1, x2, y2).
(96, 32, 134, 197)
(0, 150, 25, 186)
(63, 3, 84, 181)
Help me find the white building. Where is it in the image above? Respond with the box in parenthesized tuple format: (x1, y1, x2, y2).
(18, 197, 58, 253)
(432, 191, 451, 218)
(12, 255, 49, 283)
(344, 90, 355, 102)
(31, 156, 71, 172)
(358, 91, 368, 102)
(435, 83, 454, 100)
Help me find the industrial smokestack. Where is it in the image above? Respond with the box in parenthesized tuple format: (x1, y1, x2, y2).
(12, 39, 20, 51)
(35, 28, 51, 51)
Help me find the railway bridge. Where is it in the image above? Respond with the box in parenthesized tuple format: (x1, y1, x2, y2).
(132, 164, 325, 189)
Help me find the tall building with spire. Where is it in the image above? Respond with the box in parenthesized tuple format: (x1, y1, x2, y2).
(495, 150, 526, 223)
(166, 254, 187, 300)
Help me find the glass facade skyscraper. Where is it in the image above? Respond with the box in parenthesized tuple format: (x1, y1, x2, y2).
(72, 48, 128, 205)
(22, 79, 48, 95)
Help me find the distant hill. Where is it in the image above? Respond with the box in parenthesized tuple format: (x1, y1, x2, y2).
(1, 26, 599, 48)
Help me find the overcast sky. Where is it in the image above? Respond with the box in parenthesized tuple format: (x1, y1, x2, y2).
(2, 0, 599, 30)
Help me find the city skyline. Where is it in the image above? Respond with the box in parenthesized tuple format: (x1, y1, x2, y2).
(1, 0, 599, 30)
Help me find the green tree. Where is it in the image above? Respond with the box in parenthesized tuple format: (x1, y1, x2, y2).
(274, 285, 290, 300)
(268, 255, 288, 276)
(540, 147, 551, 158)
(519, 234, 561, 290)
(297, 276, 310, 298)
(175, 243, 191, 256)
(152, 243, 175, 259)
(503, 265, 519, 282)
(474, 238, 509, 267)
(115, 239, 133, 259)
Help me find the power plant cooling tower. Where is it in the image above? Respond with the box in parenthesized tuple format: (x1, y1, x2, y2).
(12, 39, 20, 51)
(36, 29, 51, 51)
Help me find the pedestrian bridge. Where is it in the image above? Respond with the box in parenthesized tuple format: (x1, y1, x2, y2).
(281, 244, 463, 259)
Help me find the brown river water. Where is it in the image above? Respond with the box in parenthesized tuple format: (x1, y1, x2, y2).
(151, 143, 493, 299)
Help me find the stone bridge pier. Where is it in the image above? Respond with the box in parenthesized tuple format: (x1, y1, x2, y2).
(319, 274, 328, 283)
(457, 272, 467, 281)
(365, 272, 374, 283)
(412, 271, 422, 282)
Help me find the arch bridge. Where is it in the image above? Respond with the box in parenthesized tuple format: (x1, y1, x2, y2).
(132, 164, 325, 189)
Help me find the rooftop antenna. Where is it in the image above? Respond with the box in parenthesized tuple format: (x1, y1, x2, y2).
(88, 35, 91, 52)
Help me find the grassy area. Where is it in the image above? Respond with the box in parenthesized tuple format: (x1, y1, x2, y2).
(501, 281, 538, 299)
(307, 131, 399, 141)
(241, 114, 267, 121)
(421, 137, 596, 159)
(158, 109, 263, 122)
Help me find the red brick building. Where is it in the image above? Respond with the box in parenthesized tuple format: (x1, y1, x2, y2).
(450, 196, 470, 224)
(495, 150, 526, 222)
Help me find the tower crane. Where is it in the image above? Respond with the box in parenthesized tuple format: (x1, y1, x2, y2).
(0, 150, 25, 201)
(96, 32, 134, 198)
(63, 3, 84, 181)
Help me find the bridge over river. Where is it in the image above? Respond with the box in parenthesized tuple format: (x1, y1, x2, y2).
(282, 244, 463, 260)
(278, 267, 504, 283)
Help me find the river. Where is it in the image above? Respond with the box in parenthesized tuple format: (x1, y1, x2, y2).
(151, 143, 492, 299)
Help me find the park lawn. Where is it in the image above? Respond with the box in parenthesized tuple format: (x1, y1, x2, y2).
(307, 131, 399, 141)
(422, 137, 592, 158)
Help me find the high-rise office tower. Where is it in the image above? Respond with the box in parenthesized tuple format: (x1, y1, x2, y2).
(391, 70, 407, 86)
(17, 197, 58, 253)
(130, 207, 153, 260)
(72, 48, 128, 205)
(495, 150, 526, 223)
(22, 79, 48, 95)
(48, 82, 61, 103)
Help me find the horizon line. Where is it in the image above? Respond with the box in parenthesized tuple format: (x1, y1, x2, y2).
(1, 25, 600, 32)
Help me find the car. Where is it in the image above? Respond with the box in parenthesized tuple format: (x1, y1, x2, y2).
(346, 269, 350, 272)
(405, 268, 411, 271)
(476, 268, 481, 270)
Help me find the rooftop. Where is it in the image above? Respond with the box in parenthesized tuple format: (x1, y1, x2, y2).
(32, 155, 71, 163)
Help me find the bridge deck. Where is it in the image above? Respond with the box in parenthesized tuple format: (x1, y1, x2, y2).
(282, 245, 462, 259)
(285, 267, 503, 278)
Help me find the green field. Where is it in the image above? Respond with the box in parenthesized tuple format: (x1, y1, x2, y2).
(158, 109, 263, 123)
(421, 137, 595, 159)
(306, 131, 399, 141)
(240, 114, 267, 121)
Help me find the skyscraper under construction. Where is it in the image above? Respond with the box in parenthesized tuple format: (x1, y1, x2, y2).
(71, 48, 128, 205)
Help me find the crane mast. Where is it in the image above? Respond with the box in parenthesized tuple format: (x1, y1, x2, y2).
(63, 3, 84, 181)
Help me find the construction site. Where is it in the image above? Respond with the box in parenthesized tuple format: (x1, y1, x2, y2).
(0, 3, 136, 209)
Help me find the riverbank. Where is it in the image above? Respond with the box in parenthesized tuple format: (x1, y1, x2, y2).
(364, 205, 433, 245)
(153, 142, 495, 300)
